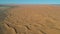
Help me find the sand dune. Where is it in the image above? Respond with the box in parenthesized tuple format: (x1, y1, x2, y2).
(0, 5, 60, 34)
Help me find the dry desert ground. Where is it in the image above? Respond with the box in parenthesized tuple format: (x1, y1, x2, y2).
(0, 5, 60, 34)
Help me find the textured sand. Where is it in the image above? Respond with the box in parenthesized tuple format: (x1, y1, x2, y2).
(0, 5, 60, 34)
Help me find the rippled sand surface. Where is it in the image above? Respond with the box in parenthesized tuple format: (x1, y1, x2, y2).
(0, 5, 60, 34)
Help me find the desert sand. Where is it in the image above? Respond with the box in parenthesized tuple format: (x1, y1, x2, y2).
(0, 5, 60, 34)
